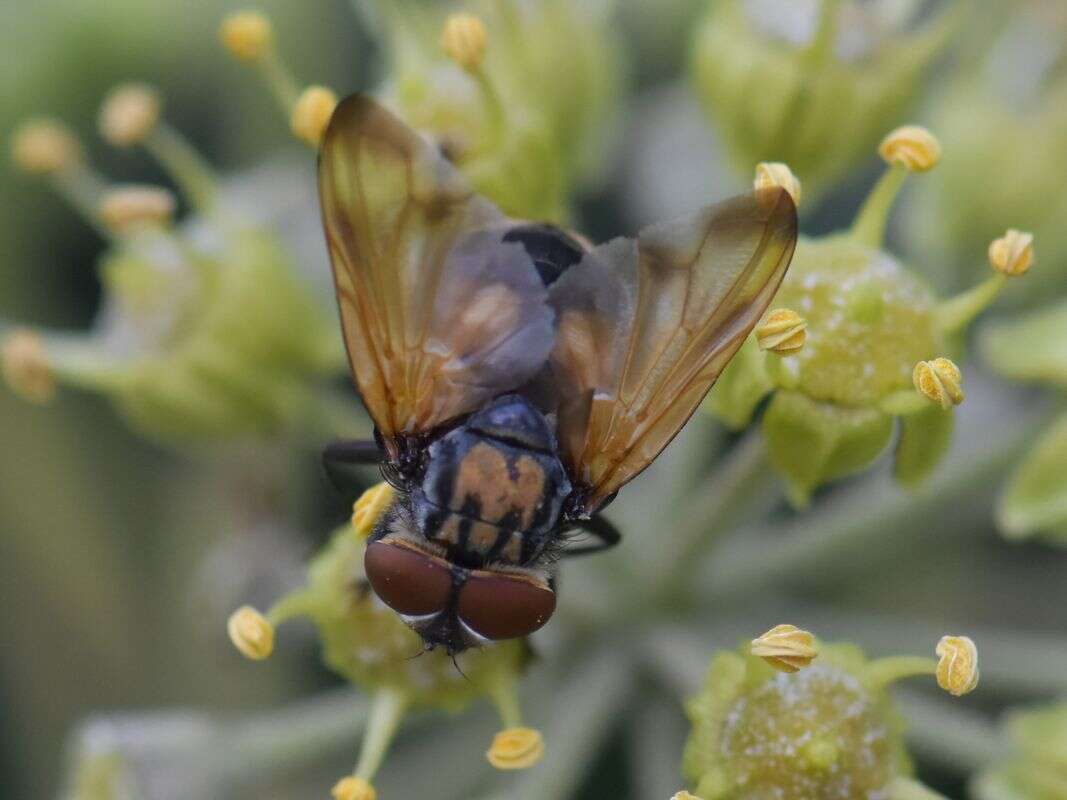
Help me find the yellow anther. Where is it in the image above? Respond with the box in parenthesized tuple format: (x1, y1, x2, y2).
(878, 125, 942, 172)
(935, 635, 979, 697)
(352, 482, 395, 540)
(755, 308, 807, 354)
(487, 727, 545, 770)
(331, 776, 376, 800)
(219, 10, 274, 62)
(754, 162, 802, 207)
(98, 83, 162, 147)
(10, 119, 82, 174)
(1, 329, 55, 404)
(291, 86, 338, 147)
(988, 229, 1035, 277)
(750, 624, 818, 673)
(442, 13, 488, 72)
(913, 357, 964, 409)
(227, 605, 274, 660)
(99, 185, 176, 233)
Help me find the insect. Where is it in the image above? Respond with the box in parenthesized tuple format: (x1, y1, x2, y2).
(318, 94, 798, 654)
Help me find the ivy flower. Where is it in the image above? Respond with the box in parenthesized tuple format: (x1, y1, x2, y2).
(706, 131, 1030, 505)
(683, 627, 978, 800)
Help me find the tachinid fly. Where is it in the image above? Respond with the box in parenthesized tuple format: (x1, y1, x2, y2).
(318, 94, 798, 654)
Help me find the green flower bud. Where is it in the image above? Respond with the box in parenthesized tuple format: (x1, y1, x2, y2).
(268, 520, 527, 711)
(705, 127, 1024, 502)
(690, 0, 956, 198)
(772, 235, 943, 407)
(973, 702, 1067, 800)
(683, 642, 918, 800)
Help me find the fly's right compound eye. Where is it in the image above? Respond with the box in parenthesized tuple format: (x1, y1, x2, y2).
(364, 540, 454, 616)
(456, 570, 556, 641)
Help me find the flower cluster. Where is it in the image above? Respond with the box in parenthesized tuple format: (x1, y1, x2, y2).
(4, 86, 341, 441)
(221, 2, 623, 221)
(690, 0, 958, 199)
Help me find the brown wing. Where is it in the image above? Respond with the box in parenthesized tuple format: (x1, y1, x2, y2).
(319, 94, 555, 456)
(546, 188, 798, 515)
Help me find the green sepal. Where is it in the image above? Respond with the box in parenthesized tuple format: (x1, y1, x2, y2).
(763, 390, 894, 506)
(894, 404, 954, 488)
(998, 410, 1067, 542)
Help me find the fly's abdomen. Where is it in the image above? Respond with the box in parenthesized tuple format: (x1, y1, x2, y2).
(412, 395, 569, 566)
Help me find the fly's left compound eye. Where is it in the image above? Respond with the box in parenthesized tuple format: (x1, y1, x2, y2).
(457, 571, 556, 641)
(364, 540, 454, 617)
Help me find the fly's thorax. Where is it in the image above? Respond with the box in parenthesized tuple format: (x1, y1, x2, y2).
(412, 395, 570, 567)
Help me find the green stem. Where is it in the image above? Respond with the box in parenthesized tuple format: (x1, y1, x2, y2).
(488, 673, 523, 729)
(145, 124, 218, 212)
(937, 274, 1007, 333)
(472, 68, 507, 151)
(697, 406, 1044, 604)
(650, 432, 773, 601)
(803, 0, 844, 69)
(850, 164, 908, 248)
(44, 333, 130, 393)
(51, 165, 111, 238)
(354, 689, 408, 781)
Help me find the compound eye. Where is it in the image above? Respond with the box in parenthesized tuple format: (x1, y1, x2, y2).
(364, 540, 453, 616)
(457, 571, 556, 641)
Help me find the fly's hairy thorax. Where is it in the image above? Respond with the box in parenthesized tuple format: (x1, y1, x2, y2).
(410, 395, 570, 568)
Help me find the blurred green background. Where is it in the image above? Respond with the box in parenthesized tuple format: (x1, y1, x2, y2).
(3, 2, 1067, 799)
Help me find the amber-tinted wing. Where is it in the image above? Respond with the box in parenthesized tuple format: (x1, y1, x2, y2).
(547, 188, 798, 515)
(319, 94, 555, 454)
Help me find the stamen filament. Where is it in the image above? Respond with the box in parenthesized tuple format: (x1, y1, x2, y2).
(51, 166, 111, 237)
(488, 673, 523, 729)
(850, 164, 908, 248)
(936, 274, 1007, 333)
(352, 688, 408, 782)
(865, 655, 936, 690)
(259, 50, 302, 115)
(144, 124, 218, 212)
